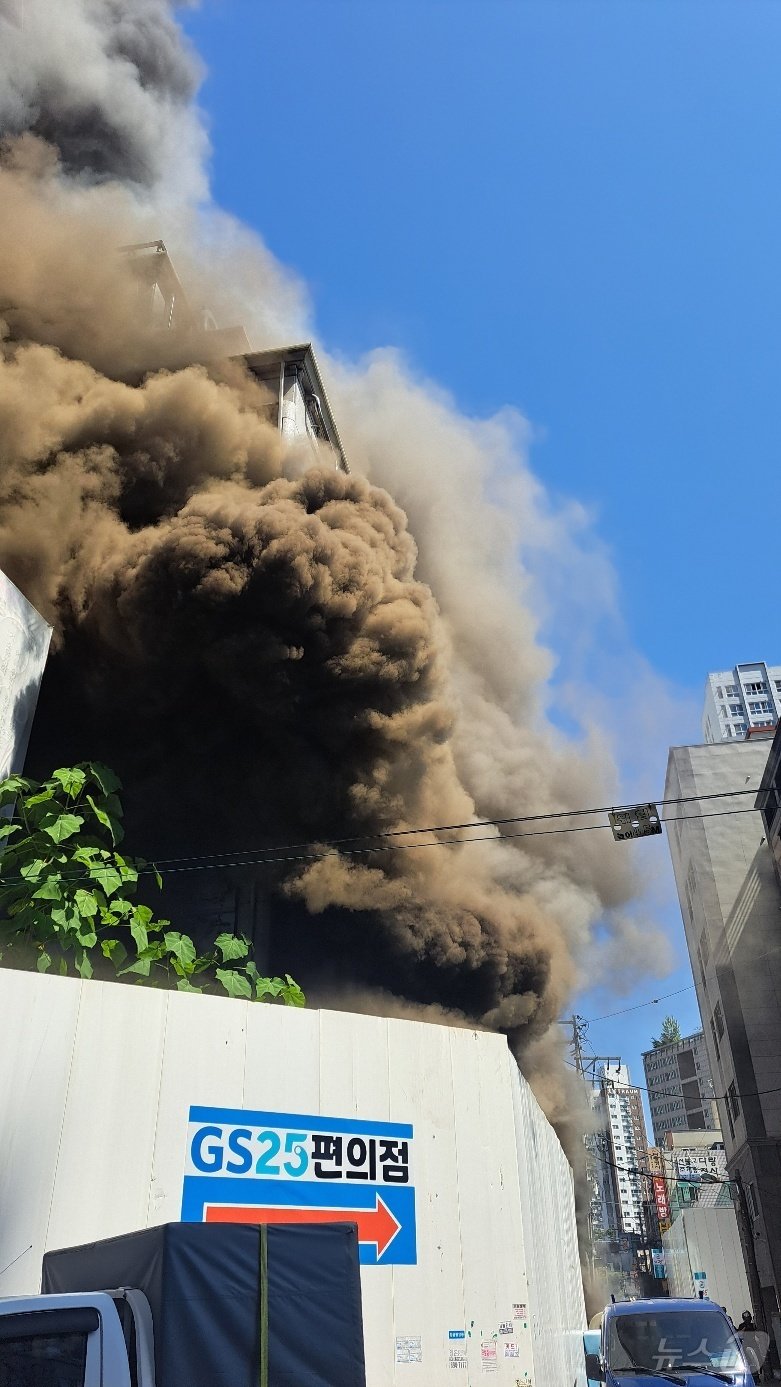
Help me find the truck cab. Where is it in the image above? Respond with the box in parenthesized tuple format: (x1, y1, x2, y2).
(585, 1298, 757, 1387)
(0, 1289, 153, 1387)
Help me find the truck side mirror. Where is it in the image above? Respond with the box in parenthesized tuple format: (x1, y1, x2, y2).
(585, 1351, 605, 1381)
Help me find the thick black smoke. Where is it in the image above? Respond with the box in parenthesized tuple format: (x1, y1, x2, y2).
(0, 0, 655, 1131)
(0, 0, 205, 195)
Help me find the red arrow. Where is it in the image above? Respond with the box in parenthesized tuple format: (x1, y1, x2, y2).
(205, 1193, 402, 1258)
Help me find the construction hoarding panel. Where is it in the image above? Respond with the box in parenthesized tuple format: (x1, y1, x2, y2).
(0, 971, 587, 1386)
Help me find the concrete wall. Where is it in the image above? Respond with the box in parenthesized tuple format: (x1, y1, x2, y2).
(663, 1207, 751, 1316)
(0, 970, 586, 1387)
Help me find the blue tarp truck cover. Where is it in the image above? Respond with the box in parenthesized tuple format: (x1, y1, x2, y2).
(41, 1221, 366, 1387)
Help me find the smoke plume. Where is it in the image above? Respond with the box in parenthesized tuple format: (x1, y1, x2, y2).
(0, 0, 657, 1128)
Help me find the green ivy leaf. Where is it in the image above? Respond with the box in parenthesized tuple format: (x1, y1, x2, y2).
(85, 795, 122, 845)
(0, 775, 31, 804)
(281, 977, 307, 1008)
(89, 863, 122, 896)
(32, 878, 63, 901)
(255, 976, 285, 999)
(88, 763, 122, 795)
(215, 968, 252, 999)
(214, 932, 250, 962)
(20, 859, 48, 881)
(51, 767, 87, 797)
(51, 905, 77, 931)
(24, 789, 56, 809)
(75, 921, 98, 948)
(119, 955, 152, 978)
(176, 977, 204, 993)
(100, 938, 128, 967)
(76, 950, 93, 980)
(163, 931, 197, 972)
(36, 950, 52, 973)
(130, 917, 148, 953)
(73, 845, 100, 864)
(74, 888, 98, 917)
(38, 811, 84, 844)
(0, 822, 21, 839)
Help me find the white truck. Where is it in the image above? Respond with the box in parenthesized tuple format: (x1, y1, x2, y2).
(0, 1220, 367, 1387)
(0, 969, 587, 1386)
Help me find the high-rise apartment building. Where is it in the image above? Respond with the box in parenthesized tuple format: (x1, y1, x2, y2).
(593, 1064, 650, 1238)
(665, 737, 781, 1328)
(702, 662, 781, 743)
(642, 1030, 719, 1145)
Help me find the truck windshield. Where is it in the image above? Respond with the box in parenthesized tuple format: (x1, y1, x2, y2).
(0, 1330, 88, 1387)
(607, 1310, 744, 1376)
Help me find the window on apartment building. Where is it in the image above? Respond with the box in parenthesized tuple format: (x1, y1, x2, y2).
(745, 681, 766, 696)
(726, 685, 738, 696)
(729, 704, 742, 715)
(716, 686, 723, 699)
(775, 681, 781, 694)
(760, 700, 771, 713)
(709, 1015, 720, 1063)
(728, 1081, 741, 1121)
(747, 1182, 759, 1220)
(720, 705, 727, 717)
(714, 1001, 725, 1040)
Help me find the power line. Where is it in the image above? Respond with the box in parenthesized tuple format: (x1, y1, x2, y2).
(568, 1058, 781, 1107)
(581, 985, 696, 1024)
(0, 802, 765, 888)
(0, 784, 767, 890)
(147, 785, 764, 870)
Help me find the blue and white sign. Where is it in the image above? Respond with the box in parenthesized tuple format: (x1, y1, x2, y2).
(182, 1105, 417, 1265)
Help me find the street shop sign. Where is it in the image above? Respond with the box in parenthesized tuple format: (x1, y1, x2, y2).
(182, 1105, 417, 1265)
(608, 803, 662, 841)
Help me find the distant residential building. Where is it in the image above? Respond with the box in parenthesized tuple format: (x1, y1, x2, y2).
(642, 1029, 719, 1145)
(593, 1064, 651, 1237)
(702, 662, 781, 743)
(665, 737, 781, 1327)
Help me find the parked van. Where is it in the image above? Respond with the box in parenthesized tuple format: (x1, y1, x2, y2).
(585, 1297, 757, 1386)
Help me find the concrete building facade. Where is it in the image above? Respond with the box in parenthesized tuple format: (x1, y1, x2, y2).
(702, 662, 781, 743)
(665, 738, 781, 1331)
(758, 722, 781, 891)
(642, 1029, 719, 1145)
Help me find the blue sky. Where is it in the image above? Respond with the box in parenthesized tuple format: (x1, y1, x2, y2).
(181, 0, 780, 1120)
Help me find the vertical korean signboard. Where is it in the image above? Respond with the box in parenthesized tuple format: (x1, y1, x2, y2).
(653, 1174, 671, 1232)
(182, 1105, 416, 1265)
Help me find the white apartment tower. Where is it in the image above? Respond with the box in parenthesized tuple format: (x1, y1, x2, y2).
(595, 1063, 650, 1238)
(702, 662, 781, 743)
